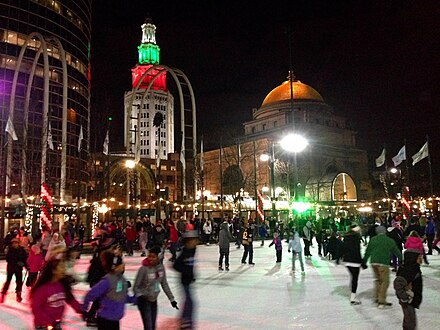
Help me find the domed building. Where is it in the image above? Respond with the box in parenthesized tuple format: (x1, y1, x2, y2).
(201, 74, 372, 220)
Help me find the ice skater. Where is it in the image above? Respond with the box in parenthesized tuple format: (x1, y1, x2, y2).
(288, 232, 305, 274)
(394, 249, 423, 330)
(340, 225, 367, 305)
(268, 232, 282, 263)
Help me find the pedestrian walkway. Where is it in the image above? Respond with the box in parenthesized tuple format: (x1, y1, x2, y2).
(0, 242, 439, 329)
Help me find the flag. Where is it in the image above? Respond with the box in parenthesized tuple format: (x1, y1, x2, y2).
(5, 116, 18, 141)
(47, 122, 54, 150)
(412, 141, 429, 166)
(78, 125, 83, 152)
(375, 148, 385, 167)
(103, 130, 109, 155)
(200, 137, 204, 173)
(391, 145, 406, 166)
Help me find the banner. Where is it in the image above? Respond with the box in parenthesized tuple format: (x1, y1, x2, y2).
(392, 145, 406, 166)
(375, 148, 385, 167)
(412, 141, 428, 166)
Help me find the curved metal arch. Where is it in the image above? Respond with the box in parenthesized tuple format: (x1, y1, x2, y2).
(126, 64, 197, 201)
(10, 33, 68, 201)
(108, 160, 156, 200)
(45, 36, 68, 202)
(7, 32, 49, 200)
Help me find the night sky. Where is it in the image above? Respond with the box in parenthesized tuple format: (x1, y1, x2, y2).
(90, 0, 440, 194)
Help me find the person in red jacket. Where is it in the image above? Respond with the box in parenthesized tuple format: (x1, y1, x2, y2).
(31, 258, 82, 329)
(124, 223, 137, 256)
(26, 244, 44, 288)
(167, 219, 179, 262)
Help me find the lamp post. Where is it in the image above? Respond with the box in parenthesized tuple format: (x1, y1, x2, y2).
(125, 159, 136, 219)
(279, 133, 308, 201)
(260, 143, 277, 222)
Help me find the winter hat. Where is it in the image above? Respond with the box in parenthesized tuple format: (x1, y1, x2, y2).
(183, 230, 198, 238)
(31, 244, 41, 254)
(148, 246, 162, 255)
(403, 250, 421, 266)
(96, 237, 116, 250)
(273, 232, 279, 238)
(376, 226, 386, 235)
(349, 225, 361, 232)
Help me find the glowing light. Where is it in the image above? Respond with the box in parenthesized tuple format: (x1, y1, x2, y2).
(291, 201, 310, 213)
(358, 206, 373, 212)
(390, 168, 398, 174)
(260, 154, 270, 162)
(280, 134, 308, 153)
(125, 159, 136, 169)
(98, 203, 108, 214)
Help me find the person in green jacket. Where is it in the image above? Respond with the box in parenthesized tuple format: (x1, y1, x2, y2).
(363, 225, 402, 309)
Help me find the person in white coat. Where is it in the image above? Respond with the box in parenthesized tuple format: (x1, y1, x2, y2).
(202, 220, 212, 245)
(288, 232, 305, 274)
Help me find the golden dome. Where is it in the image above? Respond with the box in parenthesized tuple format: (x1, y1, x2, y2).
(262, 80, 324, 106)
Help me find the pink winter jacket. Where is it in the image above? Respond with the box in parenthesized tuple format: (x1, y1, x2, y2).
(404, 236, 424, 255)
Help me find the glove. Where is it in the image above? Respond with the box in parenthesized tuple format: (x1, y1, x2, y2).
(406, 290, 414, 304)
(126, 281, 132, 288)
(288, 250, 291, 253)
(171, 301, 179, 309)
(361, 263, 368, 270)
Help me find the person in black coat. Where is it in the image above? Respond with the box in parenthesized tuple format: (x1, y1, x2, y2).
(174, 230, 198, 330)
(340, 225, 367, 305)
(1, 238, 27, 303)
(394, 250, 423, 330)
(387, 222, 405, 271)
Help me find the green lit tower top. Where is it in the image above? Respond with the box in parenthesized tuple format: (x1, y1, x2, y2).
(138, 18, 160, 64)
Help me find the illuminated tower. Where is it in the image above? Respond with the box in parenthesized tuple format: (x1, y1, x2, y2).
(124, 18, 174, 160)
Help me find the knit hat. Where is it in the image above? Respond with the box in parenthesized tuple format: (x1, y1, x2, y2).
(182, 230, 198, 238)
(148, 246, 162, 255)
(349, 225, 361, 232)
(376, 226, 386, 234)
(31, 244, 41, 254)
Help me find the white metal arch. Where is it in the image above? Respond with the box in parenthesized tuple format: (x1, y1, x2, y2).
(8, 32, 68, 201)
(126, 64, 197, 201)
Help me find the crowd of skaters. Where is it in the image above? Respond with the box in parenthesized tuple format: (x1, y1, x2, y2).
(0, 212, 439, 329)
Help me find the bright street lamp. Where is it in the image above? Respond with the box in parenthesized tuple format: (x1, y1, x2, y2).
(280, 133, 308, 153)
(280, 133, 308, 201)
(125, 159, 136, 169)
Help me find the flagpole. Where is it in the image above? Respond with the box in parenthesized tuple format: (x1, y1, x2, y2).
(404, 138, 410, 191)
(220, 145, 224, 220)
(253, 140, 258, 222)
(200, 136, 204, 221)
(427, 135, 434, 197)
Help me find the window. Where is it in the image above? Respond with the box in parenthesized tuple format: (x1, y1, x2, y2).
(251, 127, 256, 133)
(161, 165, 167, 171)
(262, 124, 266, 130)
(274, 121, 278, 128)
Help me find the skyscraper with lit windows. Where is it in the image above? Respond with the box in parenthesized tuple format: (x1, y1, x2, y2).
(0, 0, 92, 202)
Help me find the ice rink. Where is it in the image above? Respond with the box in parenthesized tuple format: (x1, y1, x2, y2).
(0, 241, 439, 329)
